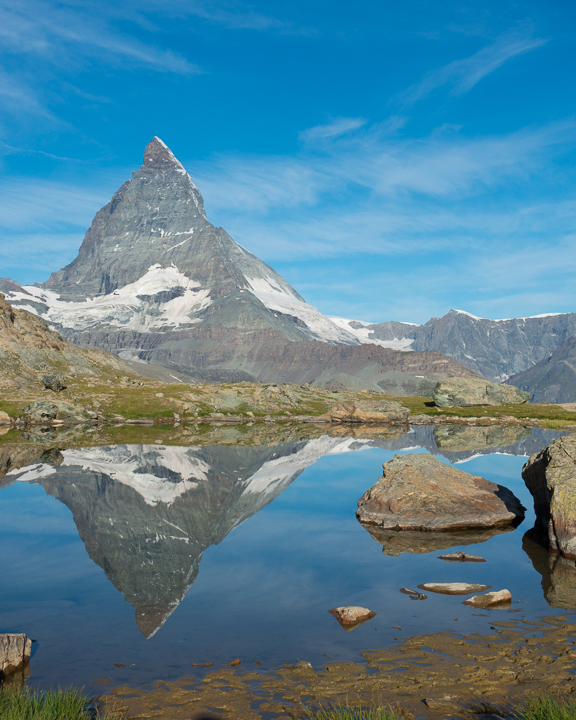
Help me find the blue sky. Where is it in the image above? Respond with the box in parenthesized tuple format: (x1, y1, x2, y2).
(1, 0, 575, 324)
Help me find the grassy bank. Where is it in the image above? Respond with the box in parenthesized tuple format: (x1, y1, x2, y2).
(0, 687, 119, 720)
(311, 696, 576, 720)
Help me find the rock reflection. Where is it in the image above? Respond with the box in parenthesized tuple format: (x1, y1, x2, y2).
(523, 529, 576, 611)
(364, 525, 514, 557)
(433, 424, 531, 452)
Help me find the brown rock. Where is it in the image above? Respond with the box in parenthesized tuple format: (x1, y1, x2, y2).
(0, 411, 11, 425)
(438, 551, 486, 562)
(462, 589, 512, 607)
(0, 634, 32, 679)
(357, 453, 525, 531)
(522, 435, 576, 559)
(328, 606, 376, 630)
(228, 658, 241, 666)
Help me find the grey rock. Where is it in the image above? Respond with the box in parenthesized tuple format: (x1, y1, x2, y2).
(357, 453, 525, 532)
(433, 377, 530, 407)
(0, 634, 32, 679)
(41, 372, 66, 392)
(522, 434, 576, 559)
(21, 401, 85, 424)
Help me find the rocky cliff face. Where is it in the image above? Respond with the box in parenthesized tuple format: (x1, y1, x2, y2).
(506, 336, 576, 403)
(354, 310, 576, 383)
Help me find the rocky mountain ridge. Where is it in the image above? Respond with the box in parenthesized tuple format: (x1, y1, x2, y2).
(337, 309, 576, 383)
(0, 138, 477, 392)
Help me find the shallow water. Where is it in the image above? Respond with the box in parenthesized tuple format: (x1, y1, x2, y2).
(0, 424, 572, 691)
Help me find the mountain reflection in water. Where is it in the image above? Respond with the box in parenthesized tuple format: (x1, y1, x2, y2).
(0, 423, 568, 658)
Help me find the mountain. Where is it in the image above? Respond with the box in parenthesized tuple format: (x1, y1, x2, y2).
(506, 336, 576, 403)
(0, 138, 477, 392)
(337, 309, 576, 383)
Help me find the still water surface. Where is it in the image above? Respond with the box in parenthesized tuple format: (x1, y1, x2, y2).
(0, 425, 571, 691)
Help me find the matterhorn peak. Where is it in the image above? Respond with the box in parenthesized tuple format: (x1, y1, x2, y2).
(142, 136, 185, 172)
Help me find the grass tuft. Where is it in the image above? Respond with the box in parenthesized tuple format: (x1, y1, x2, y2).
(518, 695, 576, 720)
(0, 686, 120, 720)
(308, 704, 408, 720)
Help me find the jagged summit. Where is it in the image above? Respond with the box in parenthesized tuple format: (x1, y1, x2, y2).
(143, 136, 185, 171)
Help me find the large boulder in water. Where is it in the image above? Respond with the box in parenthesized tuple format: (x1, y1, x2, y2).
(433, 377, 531, 407)
(522, 434, 576, 559)
(356, 453, 525, 532)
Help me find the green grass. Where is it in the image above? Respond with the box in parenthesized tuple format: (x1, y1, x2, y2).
(309, 704, 407, 720)
(517, 695, 576, 720)
(0, 687, 120, 720)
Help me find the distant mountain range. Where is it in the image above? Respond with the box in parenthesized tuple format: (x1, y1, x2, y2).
(1, 137, 574, 399)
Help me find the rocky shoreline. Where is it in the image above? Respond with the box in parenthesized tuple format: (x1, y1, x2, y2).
(97, 615, 576, 720)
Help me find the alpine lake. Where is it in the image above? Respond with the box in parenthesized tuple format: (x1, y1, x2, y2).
(1, 420, 576, 719)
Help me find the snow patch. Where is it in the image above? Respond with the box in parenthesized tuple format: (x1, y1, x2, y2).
(328, 316, 415, 351)
(6, 265, 211, 332)
(245, 276, 359, 344)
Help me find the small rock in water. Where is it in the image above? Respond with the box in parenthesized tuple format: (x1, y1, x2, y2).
(113, 663, 125, 668)
(399, 588, 427, 600)
(328, 606, 376, 630)
(0, 633, 32, 678)
(92, 677, 113, 685)
(228, 658, 241, 666)
(424, 695, 458, 709)
(463, 589, 512, 608)
(191, 662, 213, 667)
(438, 551, 486, 562)
(418, 582, 492, 595)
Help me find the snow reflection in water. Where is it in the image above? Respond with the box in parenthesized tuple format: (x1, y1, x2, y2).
(0, 425, 571, 689)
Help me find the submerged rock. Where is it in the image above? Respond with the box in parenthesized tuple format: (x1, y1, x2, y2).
(433, 377, 531, 407)
(0, 634, 32, 679)
(418, 582, 491, 595)
(356, 453, 525, 532)
(438, 551, 486, 562)
(328, 606, 376, 630)
(462, 589, 511, 607)
(522, 434, 576, 559)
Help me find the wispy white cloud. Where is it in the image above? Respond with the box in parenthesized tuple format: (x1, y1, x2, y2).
(299, 117, 367, 143)
(0, 1, 199, 76)
(397, 32, 546, 108)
